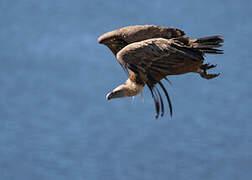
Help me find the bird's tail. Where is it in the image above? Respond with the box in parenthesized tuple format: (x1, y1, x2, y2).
(191, 35, 224, 54)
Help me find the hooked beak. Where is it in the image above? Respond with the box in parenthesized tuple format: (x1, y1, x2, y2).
(106, 84, 128, 100)
(106, 88, 127, 100)
(106, 92, 113, 100)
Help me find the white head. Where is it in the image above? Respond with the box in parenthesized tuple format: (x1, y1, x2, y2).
(106, 79, 144, 100)
(106, 84, 129, 100)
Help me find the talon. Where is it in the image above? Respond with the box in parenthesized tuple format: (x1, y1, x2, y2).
(200, 63, 217, 70)
(208, 64, 217, 69)
(200, 72, 220, 80)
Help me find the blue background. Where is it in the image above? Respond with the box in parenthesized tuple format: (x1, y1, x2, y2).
(0, 0, 251, 179)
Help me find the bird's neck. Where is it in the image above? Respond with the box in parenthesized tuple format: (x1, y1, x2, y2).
(125, 79, 144, 97)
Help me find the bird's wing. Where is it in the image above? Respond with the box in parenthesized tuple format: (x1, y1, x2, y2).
(98, 25, 185, 55)
(117, 25, 185, 44)
(117, 37, 203, 83)
(116, 37, 204, 118)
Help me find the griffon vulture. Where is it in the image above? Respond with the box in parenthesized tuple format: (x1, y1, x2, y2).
(98, 25, 224, 119)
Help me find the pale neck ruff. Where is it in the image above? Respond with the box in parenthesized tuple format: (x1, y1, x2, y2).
(125, 79, 144, 96)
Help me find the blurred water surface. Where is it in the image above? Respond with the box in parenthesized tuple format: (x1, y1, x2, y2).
(0, 0, 252, 180)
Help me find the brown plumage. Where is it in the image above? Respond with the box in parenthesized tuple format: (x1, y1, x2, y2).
(98, 25, 184, 55)
(98, 25, 224, 119)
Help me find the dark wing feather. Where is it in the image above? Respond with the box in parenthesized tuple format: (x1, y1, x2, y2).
(116, 38, 203, 118)
(116, 38, 203, 82)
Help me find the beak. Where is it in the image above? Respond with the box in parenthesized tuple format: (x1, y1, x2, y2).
(106, 92, 113, 100)
(97, 36, 104, 44)
(105, 86, 126, 100)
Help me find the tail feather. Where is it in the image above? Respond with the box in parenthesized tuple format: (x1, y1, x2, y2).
(192, 35, 224, 54)
(199, 48, 223, 54)
(194, 35, 223, 43)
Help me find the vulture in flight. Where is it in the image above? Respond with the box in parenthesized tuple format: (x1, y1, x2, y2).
(98, 25, 224, 119)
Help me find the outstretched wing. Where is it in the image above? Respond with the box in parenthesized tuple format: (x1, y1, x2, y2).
(114, 25, 185, 44)
(116, 37, 204, 118)
(98, 25, 185, 55)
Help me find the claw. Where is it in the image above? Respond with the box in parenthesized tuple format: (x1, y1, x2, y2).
(200, 63, 217, 70)
(200, 72, 220, 80)
(208, 64, 217, 69)
(199, 63, 219, 79)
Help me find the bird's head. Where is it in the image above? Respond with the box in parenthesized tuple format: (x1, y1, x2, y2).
(106, 84, 129, 100)
(106, 79, 144, 100)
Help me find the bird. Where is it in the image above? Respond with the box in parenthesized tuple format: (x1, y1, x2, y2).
(98, 25, 224, 119)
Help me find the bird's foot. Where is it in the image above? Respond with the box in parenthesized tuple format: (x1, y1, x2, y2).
(200, 72, 220, 79)
(200, 63, 217, 71)
(199, 63, 219, 80)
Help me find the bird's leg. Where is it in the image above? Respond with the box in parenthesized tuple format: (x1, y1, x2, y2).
(199, 63, 220, 80)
